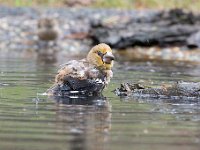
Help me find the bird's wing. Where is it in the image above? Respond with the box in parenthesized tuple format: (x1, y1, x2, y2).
(55, 59, 89, 84)
(54, 59, 112, 92)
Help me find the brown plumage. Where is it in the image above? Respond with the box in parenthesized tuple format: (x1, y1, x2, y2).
(37, 18, 59, 41)
(48, 43, 115, 96)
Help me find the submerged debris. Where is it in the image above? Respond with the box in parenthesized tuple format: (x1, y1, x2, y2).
(115, 82, 200, 99)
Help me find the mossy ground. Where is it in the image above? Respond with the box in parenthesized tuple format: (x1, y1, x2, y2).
(0, 0, 200, 11)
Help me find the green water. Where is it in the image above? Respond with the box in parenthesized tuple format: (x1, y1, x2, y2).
(0, 57, 199, 150)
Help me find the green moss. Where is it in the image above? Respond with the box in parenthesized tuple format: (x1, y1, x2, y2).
(0, 0, 200, 11)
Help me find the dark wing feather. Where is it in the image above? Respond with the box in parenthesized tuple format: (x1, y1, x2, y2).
(63, 76, 105, 92)
(50, 59, 109, 96)
(48, 76, 105, 96)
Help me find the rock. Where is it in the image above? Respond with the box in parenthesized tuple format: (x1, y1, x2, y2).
(90, 9, 200, 48)
(187, 31, 200, 48)
(115, 81, 200, 99)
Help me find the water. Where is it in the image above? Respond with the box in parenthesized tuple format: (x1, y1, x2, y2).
(0, 56, 200, 150)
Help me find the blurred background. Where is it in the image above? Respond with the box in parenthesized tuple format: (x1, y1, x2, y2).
(0, 0, 200, 63)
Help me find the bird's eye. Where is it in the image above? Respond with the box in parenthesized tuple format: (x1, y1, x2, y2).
(97, 51, 104, 57)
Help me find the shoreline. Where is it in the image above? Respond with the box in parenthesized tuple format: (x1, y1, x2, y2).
(0, 6, 200, 63)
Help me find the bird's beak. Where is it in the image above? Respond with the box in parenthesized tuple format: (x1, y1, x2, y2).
(103, 52, 115, 64)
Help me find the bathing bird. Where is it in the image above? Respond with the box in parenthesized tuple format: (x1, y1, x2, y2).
(48, 43, 115, 96)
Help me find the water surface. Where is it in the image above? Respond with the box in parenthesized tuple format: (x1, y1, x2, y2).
(0, 56, 199, 150)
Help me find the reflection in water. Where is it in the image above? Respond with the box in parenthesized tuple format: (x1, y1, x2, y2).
(36, 17, 60, 64)
(36, 43, 59, 65)
(120, 96, 200, 121)
(49, 95, 111, 150)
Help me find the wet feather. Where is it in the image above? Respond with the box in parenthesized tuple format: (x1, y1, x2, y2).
(48, 43, 115, 96)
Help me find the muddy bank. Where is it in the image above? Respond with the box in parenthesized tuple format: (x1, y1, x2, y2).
(115, 82, 200, 100)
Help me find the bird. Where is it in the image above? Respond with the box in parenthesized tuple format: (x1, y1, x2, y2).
(37, 18, 60, 41)
(47, 43, 115, 96)
(36, 18, 60, 63)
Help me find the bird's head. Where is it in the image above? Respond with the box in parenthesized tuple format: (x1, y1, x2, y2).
(38, 18, 57, 29)
(87, 43, 115, 70)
